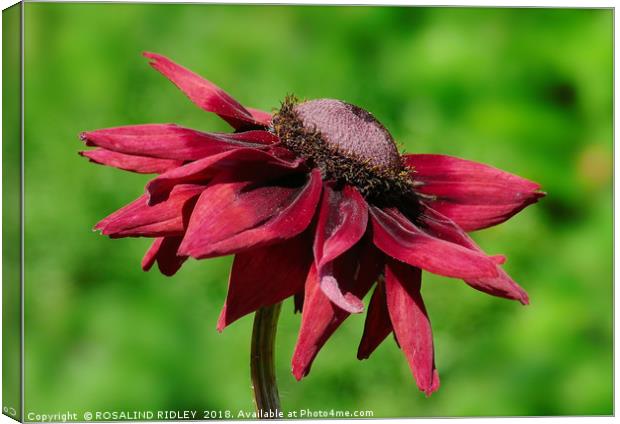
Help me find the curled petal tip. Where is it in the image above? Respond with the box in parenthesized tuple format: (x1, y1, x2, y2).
(79, 132, 93, 145)
(343, 292, 365, 314)
(507, 286, 529, 305)
(511, 284, 530, 305)
(422, 370, 441, 397)
(93, 227, 110, 236)
(142, 51, 159, 60)
(356, 349, 370, 361)
(216, 306, 231, 333)
(159, 268, 178, 277)
(535, 190, 547, 198)
(291, 366, 305, 382)
(519, 293, 530, 306)
(423, 386, 438, 397)
(341, 304, 364, 314)
(318, 273, 365, 313)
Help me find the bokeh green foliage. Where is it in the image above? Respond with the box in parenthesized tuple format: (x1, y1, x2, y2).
(3, 4, 22, 421)
(22, 4, 612, 417)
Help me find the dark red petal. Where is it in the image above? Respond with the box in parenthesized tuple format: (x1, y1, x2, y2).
(144, 52, 264, 130)
(291, 241, 383, 380)
(217, 232, 312, 331)
(95, 184, 203, 238)
(467, 267, 529, 305)
(293, 291, 304, 313)
(146, 147, 301, 205)
(370, 207, 499, 280)
(141, 236, 187, 276)
(420, 207, 529, 304)
(405, 154, 544, 232)
(178, 169, 322, 259)
(229, 130, 278, 145)
(385, 259, 440, 396)
(357, 279, 393, 360)
(314, 185, 369, 313)
(246, 107, 272, 126)
(79, 149, 182, 174)
(141, 238, 163, 271)
(80, 124, 276, 161)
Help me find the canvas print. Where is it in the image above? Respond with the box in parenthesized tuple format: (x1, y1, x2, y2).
(2, 2, 613, 421)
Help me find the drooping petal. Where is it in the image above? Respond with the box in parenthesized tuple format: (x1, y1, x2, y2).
(217, 231, 312, 331)
(467, 266, 529, 305)
(146, 147, 302, 205)
(95, 184, 203, 238)
(357, 279, 393, 360)
(293, 291, 304, 313)
(291, 241, 383, 380)
(385, 259, 440, 396)
(314, 184, 369, 313)
(79, 149, 183, 174)
(141, 236, 186, 276)
(80, 124, 277, 161)
(370, 207, 499, 280)
(142, 238, 163, 270)
(144, 52, 264, 130)
(404, 154, 544, 232)
(178, 169, 322, 259)
(420, 207, 529, 304)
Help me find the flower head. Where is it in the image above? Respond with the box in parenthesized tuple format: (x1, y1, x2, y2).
(80, 53, 544, 396)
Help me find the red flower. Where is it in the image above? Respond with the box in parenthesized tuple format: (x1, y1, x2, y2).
(80, 53, 544, 396)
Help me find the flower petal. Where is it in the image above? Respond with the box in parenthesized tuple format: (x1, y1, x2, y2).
(178, 169, 322, 259)
(405, 154, 544, 231)
(420, 207, 529, 304)
(293, 291, 304, 313)
(357, 279, 393, 360)
(79, 148, 182, 174)
(144, 52, 264, 130)
(95, 184, 204, 238)
(291, 241, 383, 380)
(246, 107, 272, 126)
(314, 185, 369, 313)
(81, 124, 277, 161)
(229, 130, 279, 145)
(141, 236, 187, 276)
(217, 231, 312, 331)
(385, 259, 440, 396)
(146, 147, 301, 205)
(370, 207, 499, 280)
(141, 238, 163, 270)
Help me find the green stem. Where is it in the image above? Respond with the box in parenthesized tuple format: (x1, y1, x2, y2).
(250, 303, 282, 417)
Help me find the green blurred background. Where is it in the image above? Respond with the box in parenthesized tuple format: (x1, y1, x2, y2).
(22, 4, 612, 417)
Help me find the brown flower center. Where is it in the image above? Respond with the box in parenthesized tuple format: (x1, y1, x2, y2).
(294, 99, 401, 170)
(272, 96, 415, 205)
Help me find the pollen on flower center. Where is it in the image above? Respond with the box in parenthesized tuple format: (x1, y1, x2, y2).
(272, 96, 416, 204)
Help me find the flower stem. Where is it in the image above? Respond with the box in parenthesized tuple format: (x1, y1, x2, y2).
(250, 303, 282, 417)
